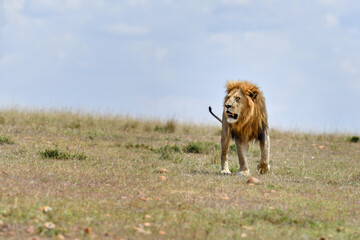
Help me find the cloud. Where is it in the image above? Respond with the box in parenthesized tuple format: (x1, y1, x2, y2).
(317, 0, 343, 7)
(27, 0, 83, 11)
(3, 0, 28, 25)
(65, 0, 82, 9)
(3, 0, 25, 12)
(340, 59, 358, 75)
(57, 51, 66, 60)
(155, 48, 168, 61)
(107, 23, 149, 35)
(209, 31, 291, 61)
(221, 0, 250, 5)
(64, 33, 78, 43)
(0, 54, 19, 66)
(128, 41, 168, 62)
(126, 0, 148, 7)
(325, 13, 339, 27)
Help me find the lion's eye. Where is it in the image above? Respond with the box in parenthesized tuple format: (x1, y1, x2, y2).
(235, 97, 240, 101)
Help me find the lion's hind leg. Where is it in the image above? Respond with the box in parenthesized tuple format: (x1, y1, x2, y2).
(257, 130, 270, 174)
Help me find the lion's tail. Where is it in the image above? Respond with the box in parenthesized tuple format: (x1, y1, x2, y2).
(208, 106, 222, 123)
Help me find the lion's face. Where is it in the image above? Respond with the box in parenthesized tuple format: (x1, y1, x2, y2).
(224, 89, 247, 124)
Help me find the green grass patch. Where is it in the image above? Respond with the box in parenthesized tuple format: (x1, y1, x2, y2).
(39, 148, 87, 160)
(155, 145, 183, 162)
(183, 141, 220, 154)
(0, 135, 14, 144)
(230, 144, 236, 152)
(229, 166, 238, 173)
(158, 145, 181, 153)
(125, 142, 151, 150)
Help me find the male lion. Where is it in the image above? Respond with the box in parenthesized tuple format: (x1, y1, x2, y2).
(209, 81, 270, 176)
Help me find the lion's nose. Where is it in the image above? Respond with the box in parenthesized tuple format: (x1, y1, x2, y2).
(225, 104, 231, 109)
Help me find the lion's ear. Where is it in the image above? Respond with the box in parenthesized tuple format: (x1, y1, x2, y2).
(248, 90, 258, 100)
(240, 82, 259, 100)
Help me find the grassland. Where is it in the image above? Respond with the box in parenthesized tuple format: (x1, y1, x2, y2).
(0, 109, 359, 239)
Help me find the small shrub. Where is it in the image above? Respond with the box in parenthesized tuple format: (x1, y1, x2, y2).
(40, 149, 71, 159)
(154, 120, 177, 133)
(347, 136, 359, 143)
(0, 135, 14, 145)
(40, 148, 87, 160)
(183, 141, 219, 154)
(184, 142, 202, 153)
(156, 145, 181, 160)
(125, 142, 151, 150)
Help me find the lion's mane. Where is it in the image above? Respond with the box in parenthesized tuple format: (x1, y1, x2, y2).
(225, 81, 268, 141)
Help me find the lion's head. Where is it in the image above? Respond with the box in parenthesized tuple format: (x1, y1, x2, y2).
(224, 88, 245, 124)
(223, 81, 267, 140)
(224, 81, 259, 124)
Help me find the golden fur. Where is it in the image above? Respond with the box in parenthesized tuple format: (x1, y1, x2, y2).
(219, 80, 270, 175)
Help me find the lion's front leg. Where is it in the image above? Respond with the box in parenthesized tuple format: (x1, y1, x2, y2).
(235, 138, 250, 176)
(220, 137, 231, 174)
(258, 130, 270, 174)
(220, 113, 231, 174)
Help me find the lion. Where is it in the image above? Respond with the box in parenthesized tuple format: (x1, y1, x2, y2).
(209, 81, 270, 176)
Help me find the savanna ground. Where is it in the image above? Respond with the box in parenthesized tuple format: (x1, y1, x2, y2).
(0, 109, 359, 240)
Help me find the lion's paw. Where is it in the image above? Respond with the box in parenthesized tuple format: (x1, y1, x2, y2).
(257, 163, 270, 174)
(236, 169, 250, 176)
(220, 169, 231, 175)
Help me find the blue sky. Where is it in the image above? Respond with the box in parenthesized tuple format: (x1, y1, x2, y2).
(1, 0, 359, 133)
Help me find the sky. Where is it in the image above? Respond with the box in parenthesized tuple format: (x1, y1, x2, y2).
(0, 0, 360, 133)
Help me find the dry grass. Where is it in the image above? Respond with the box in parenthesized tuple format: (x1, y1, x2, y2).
(0, 109, 359, 239)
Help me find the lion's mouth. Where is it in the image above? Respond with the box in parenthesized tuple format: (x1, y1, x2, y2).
(226, 110, 238, 120)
